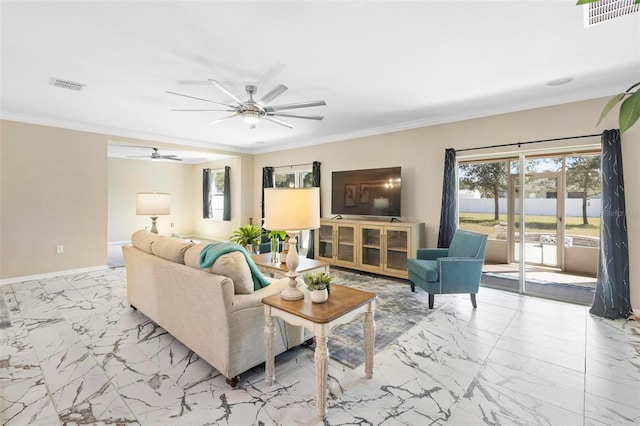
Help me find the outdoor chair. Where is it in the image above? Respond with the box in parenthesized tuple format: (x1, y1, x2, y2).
(407, 230, 488, 309)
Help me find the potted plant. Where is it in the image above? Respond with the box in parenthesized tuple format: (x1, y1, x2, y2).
(303, 271, 333, 303)
(230, 224, 262, 253)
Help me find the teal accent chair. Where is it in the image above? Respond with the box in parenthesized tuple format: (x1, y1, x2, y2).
(407, 230, 488, 309)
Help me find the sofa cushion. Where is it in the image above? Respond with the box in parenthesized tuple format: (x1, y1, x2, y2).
(184, 243, 209, 268)
(151, 236, 194, 264)
(131, 230, 163, 254)
(184, 243, 254, 294)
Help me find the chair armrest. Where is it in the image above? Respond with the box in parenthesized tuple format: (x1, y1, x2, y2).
(416, 248, 449, 260)
(437, 257, 485, 293)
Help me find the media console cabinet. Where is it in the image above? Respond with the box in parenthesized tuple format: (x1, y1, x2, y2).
(314, 219, 424, 279)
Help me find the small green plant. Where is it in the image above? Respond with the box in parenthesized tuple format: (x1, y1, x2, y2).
(266, 230, 286, 240)
(303, 271, 333, 291)
(230, 224, 262, 248)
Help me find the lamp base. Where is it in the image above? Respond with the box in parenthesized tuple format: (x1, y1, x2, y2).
(149, 216, 159, 234)
(280, 281, 304, 301)
(280, 232, 304, 300)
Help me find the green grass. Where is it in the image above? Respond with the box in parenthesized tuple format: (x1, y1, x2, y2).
(459, 213, 600, 238)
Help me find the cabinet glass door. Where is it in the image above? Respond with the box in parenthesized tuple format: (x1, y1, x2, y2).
(361, 226, 382, 267)
(336, 225, 355, 263)
(385, 228, 409, 272)
(317, 224, 334, 259)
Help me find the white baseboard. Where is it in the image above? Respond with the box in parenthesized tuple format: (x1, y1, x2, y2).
(0, 265, 110, 287)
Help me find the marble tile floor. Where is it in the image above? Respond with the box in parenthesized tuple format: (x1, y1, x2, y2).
(1, 267, 639, 425)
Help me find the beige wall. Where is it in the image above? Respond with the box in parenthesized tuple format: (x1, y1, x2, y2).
(0, 120, 240, 280)
(253, 97, 640, 308)
(108, 158, 196, 242)
(1, 120, 108, 278)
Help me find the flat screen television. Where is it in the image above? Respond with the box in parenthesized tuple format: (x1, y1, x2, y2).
(331, 167, 401, 217)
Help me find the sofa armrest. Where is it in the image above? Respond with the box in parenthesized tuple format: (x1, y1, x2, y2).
(417, 248, 449, 260)
(230, 277, 292, 313)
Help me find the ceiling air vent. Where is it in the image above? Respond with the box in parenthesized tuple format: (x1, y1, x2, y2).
(48, 77, 86, 92)
(584, 0, 640, 27)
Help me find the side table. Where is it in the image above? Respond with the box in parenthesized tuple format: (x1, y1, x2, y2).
(262, 284, 376, 418)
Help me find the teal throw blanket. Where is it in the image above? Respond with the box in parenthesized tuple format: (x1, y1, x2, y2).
(199, 242, 270, 291)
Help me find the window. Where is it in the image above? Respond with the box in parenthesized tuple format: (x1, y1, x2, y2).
(274, 169, 313, 188)
(204, 168, 226, 220)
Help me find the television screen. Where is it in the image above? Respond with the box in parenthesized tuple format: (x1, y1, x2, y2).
(331, 167, 401, 217)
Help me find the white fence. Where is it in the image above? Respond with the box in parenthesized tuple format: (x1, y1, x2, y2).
(459, 198, 601, 217)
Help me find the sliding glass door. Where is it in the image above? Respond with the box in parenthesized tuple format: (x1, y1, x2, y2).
(459, 150, 600, 304)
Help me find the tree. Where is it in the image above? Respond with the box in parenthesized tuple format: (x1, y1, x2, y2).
(459, 161, 508, 220)
(566, 155, 601, 225)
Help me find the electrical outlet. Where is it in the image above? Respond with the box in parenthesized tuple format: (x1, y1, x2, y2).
(171, 223, 174, 228)
(56, 245, 64, 254)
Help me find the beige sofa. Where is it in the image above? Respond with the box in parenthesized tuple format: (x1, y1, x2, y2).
(123, 230, 307, 385)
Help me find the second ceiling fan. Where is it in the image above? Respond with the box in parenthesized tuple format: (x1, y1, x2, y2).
(168, 80, 326, 129)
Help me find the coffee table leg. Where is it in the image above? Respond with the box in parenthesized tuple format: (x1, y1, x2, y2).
(264, 313, 275, 386)
(364, 307, 375, 379)
(314, 332, 329, 418)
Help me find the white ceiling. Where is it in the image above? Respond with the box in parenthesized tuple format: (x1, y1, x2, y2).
(1, 1, 639, 158)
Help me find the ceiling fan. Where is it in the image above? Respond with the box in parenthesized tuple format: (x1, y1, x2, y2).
(127, 147, 182, 162)
(167, 79, 326, 129)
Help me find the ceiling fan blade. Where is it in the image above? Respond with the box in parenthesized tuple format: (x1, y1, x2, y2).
(160, 156, 183, 161)
(170, 109, 236, 112)
(210, 114, 238, 125)
(208, 79, 244, 105)
(176, 80, 212, 85)
(263, 116, 295, 129)
(269, 112, 324, 120)
(267, 100, 326, 111)
(166, 91, 237, 109)
(258, 84, 288, 105)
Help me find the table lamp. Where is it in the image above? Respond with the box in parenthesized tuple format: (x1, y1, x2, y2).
(136, 192, 170, 234)
(263, 187, 320, 300)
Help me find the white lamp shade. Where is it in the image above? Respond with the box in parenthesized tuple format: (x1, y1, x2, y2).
(136, 192, 171, 215)
(263, 187, 320, 231)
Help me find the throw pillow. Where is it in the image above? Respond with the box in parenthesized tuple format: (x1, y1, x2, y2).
(184, 244, 254, 294)
(210, 251, 254, 294)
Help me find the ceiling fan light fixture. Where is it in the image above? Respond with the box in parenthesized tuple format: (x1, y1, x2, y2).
(242, 110, 260, 125)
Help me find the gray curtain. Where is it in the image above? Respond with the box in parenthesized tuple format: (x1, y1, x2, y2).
(222, 166, 231, 221)
(590, 129, 632, 319)
(307, 161, 321, 259)
(203, 168, 213, 219)
(437, 148, 458, 248)
(261, 167, 274, 225)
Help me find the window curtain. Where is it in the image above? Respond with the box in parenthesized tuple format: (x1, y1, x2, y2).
(590, 129, 632, 319)
(307, 161, 321, 259)
(261, 166, 274, 224)
(203, 168, 213, 219)
(222, 166, 231, 221)
(437, 148, 458, 248)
